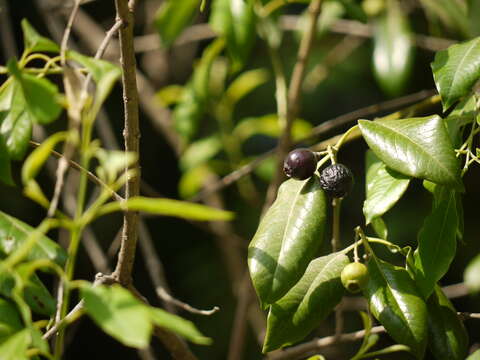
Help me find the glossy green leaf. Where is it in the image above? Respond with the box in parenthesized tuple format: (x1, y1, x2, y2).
(233, 114, 312, 143)
(248, 176, 327, 306)
(363, 151, 410, 225)
(372, 0, 414, 96)
(464, 253, 480, 293)
(68, 51, 121, 114)
(154, 0, 198, 47)
(364, 257, 427, 358)
(427, 286, 468, 360)
(0, 298, 22, 343)
(210, 0, 256, 70)
(467, 349, 480, 360)
(7, 59, 62, 125)
(419, 0, 470, 38)
(431, 37, 480, 111)
(0, 211, 67, 266)
(358, 116, 462, 189)
(0, 328, 30, 360)
(21, 132, 67, 184)
(99, 196, 234, 221)
(180, 135, 222, 171)
(82, 284, 152, 348)
(414, 187, 458, 299)
(148, 307, 211, 345)
(21, 19, 59, 53)
(263, 252, 348, 352)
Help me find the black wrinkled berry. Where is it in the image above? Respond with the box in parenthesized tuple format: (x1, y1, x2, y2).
(319, 163, 354, 198)
(283, 148, 317, 180)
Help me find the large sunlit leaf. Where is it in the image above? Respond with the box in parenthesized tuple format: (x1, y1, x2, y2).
(154, 0, 199, 47)
(364, 257, 427, 358)
(210, 0, 256, 70)
(21, 19, 59, 53)
(358, 116, 462, 190)
(248, 176, 327, 306)
(372, 0, 414, 96)
(427, 286, 468, 360)
(82, 284, 153, 348)
(414, 187, 458, 299)
(464, 253, 480, 293)
(363, 150, 410, 225)
(431, 37, 480, 111)
(263, 252, 348, 352)
(0, 211, 67, 266)
(98, 196, 234, 221)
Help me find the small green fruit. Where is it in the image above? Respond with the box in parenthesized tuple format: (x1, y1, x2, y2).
(341, 262, 369, 293)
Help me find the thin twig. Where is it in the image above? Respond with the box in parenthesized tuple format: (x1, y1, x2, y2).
(266, 325, 386, 360)
(60, 0, 81, 65)
(111, 0, 141, 286)
(156, 287, 219, 316)
(264, 0, 324, 209)
(29, 141, 124, 202)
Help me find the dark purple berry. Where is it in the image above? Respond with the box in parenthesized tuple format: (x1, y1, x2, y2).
(283, 149, 317, 180)
(319, 163, 354, 198)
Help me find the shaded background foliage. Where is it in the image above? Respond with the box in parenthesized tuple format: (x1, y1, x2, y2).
(0, 0, 479, 359)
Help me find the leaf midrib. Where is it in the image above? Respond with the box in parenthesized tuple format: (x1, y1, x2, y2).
(369, 119, 456, 184)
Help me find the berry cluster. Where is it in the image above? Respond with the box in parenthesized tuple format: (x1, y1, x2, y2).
(283, 149, 354, 198)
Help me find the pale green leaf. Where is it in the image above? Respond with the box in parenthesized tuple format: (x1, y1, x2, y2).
(0, 329, 30, 360)
(180, 135, 222, 171)
(81, 284, 152, 349)
(21, 19, 59, 53)
(464, 253, 480, 293)
(154, 0, 199, 47)
(155, 85, 184, 107)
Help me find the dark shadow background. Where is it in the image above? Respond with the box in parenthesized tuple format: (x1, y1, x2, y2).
(0, 0, 479, 359)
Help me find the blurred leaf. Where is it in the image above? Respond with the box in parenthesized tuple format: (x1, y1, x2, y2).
(192, 38, 225, 100)
(357, 344, 411, 359)
(178, 164, 212, 199)
(363, 150, 410, 225)
(222, 68, 269, 108)
(22, 132, 67, 184)
(0, 298, 22, 343)
(23, 180, 49, 209)
(99, 196, 234, 221)
(233, 114, 311, 142)
(0, 328, 30, 360)
(248, 177, 327, 306)
(358, 116, 462, 190)
(21, 19, 59, 53)
(7, 59, 62, 125)
(263, 252, 348, 352)
(431, 37, 480, 111)
(371, 217, 388, 239)
(469, 0, 480, 36)
(464, 253, 480, 293)
(254, 157, 276, 183)
(0, 211, 67, 266)
(318, 1, 345, 35)
(351, 312, 379, 360)
(148, 307, 212, 345)
(68, 51, 121, 115)
(210, 0, 256, 70)
(467, 349, 480, 360)
(0, 134, 13, 186)
(364, 257, 427, 358)
(154, 0, 198, 47)
(95, 149, 137, 184)
(0, 269, 56, 316)
(155, 85, 184, 107)
(419, 0, 470, 38)
(414, 187, 458, 298)
(82, 284, 152, 348)
(427, 286, 468, 360)
(180, 135, 222, 171)
(336, 0, 367, 22)
(372, 0, 414, 96)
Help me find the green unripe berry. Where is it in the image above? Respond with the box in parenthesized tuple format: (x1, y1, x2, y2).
(341, 262, 369, 293)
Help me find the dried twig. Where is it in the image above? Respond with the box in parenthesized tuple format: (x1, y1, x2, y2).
(112, 0, 141, 286)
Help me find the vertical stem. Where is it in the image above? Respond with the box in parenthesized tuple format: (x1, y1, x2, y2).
(264, 0, 323, 208)
(112, 0, 141, 286)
